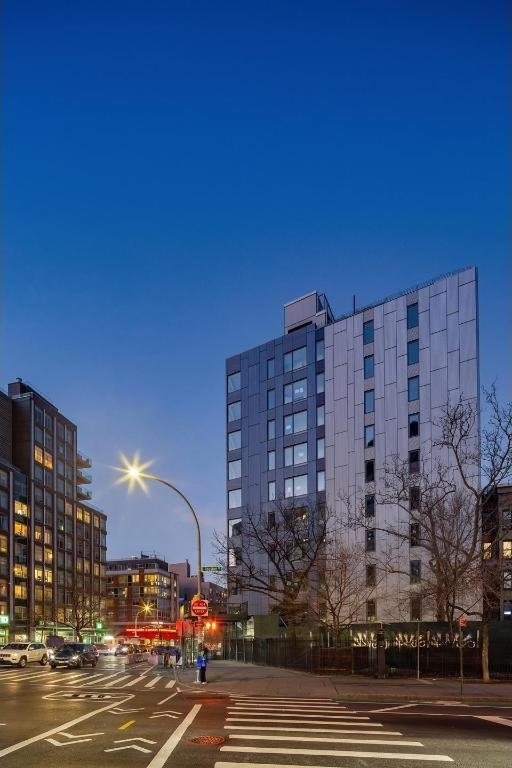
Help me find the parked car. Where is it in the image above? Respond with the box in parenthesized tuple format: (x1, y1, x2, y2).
(114, 643, 139, 656)
(0, 642, 49, 668)
(50, 643, 99, 669)
(96, 644, 114, 656)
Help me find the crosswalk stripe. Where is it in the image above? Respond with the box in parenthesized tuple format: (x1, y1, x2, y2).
(229, 706, 345, 712)
(227, 712, 370, 719)
(119, 675, 148, 688)
(144, 676, 162, 688)
(225, 726, 402, 736)
(103, 675, 132, 688)
(71, 673, 121, 687)
(226, 718, 383, 726)
(44, 671, 87, 684)
(229, 734, 423, 747)
(219, 746, 454, 761)
(165, 680, 176, 689)
(0, 671, 49, 682)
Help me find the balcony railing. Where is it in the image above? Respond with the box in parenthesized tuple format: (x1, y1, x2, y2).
(76, 451, 92, 469)
(77, 487, 92, 501)
(77, 468, 92, 484)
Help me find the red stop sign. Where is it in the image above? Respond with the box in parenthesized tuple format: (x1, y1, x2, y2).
(459, 616, 468, 628)
(191, 598, 209, 617)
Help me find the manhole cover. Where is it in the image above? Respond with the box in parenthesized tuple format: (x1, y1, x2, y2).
(190, 735, 225, 746)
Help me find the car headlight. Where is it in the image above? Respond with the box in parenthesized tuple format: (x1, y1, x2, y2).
(71, 655, 80, 660)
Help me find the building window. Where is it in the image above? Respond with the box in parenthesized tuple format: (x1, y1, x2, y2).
(364, 355, 374, 379)
(267, 420, 276, 440)
(363, 320, 374, 345)
(228, 401, 241, 422)
(267, 389, 276, 409)
(410, 523, 421, 547)
(409, 450, 420, 474)
(317, 404, 325, 426)
(366, 600, 376, 621)
(503, 601, 512, 620)
(284, 411, 307, 435)
(317, 437, 325, 460)
(482, 542, 492, 559)
(284, 379, 307, 404)
(316, 339, 325, 361)
(284, 346, 307, 373)
(285, 474, 308, 498)
(228, 430, 241, 451)
(503, 570, 512, 590)
(268, 450, 276, 471)
(408, 376, 419, 402)
(364, 390, 375, 414)
(366, 564, 376, 587)
(34, 446, 43, 464)
(407, 339, 419, 366)
(411, 595, 422, 621)
(284, 443, 307, 467)
(364, 424, 375, 449)
(268, 481, 276, 502)
(410, 486, 420, 510)
(227, 372, 241, 393)
(409, 413, 420, 438)
(365, 494, 375, 517)
(228, 460, 242, 480)
(407, 303, 419, 329)
(316, 372, 325, 394)
(267, 358, 275, 379)
(410, 560, 421, 584)
(366, 528, 376, 552)
(503, 541, 512, 558)
(502, 509, 512, 527)
(317, 470, 325, 492)
(365, 460, 375, 483)
(228, 489, 242, 509)
(44, 451, 53, 469)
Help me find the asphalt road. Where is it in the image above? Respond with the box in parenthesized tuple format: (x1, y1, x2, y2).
(0, 658, 511, 768)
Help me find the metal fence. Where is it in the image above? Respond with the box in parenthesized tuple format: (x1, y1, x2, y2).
(224, 622, 512, 679)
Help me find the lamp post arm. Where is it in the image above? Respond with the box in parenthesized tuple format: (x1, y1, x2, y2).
(147, 475, 203, 598)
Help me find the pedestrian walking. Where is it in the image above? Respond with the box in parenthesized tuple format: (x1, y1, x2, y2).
(195, 648, 208, 684)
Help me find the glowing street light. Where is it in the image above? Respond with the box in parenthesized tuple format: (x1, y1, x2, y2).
(114, 453, 203, 598)
(134, 602, 154, 638)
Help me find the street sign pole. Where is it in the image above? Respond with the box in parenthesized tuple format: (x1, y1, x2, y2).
(458, 615, 467, 696)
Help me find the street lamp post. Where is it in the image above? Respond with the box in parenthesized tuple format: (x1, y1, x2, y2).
(134, 603, 153, 639)
(115, 455, 203, 598)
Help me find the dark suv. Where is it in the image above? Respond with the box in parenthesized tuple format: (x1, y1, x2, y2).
(50, 643, 99, 669)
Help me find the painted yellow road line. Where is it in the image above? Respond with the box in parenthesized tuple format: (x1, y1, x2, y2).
(118, 720, 135, 730)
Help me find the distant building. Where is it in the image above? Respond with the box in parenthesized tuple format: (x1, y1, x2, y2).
(106, 553, 179, 640)
(0, 379, 107, 644)
(483, 485, 512, 621)
(169, 560, 226, 615)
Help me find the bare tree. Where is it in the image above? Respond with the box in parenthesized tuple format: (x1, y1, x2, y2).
(217, 499, 329, 635)
(57, 586, 102, 642)
(353, 386, 511, 681)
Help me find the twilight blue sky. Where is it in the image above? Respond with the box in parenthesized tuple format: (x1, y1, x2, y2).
(2, 1, 510, 572)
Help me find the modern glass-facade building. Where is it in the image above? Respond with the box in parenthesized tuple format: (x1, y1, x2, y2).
(226, 267, 479, 623)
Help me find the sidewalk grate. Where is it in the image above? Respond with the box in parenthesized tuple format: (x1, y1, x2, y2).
(190, 735, 225, 746)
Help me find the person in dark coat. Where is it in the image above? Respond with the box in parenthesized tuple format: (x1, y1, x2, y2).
(196, 649, 208, 684)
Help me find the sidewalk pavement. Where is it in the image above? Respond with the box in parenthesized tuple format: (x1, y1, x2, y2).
(156, 659, 512, 702)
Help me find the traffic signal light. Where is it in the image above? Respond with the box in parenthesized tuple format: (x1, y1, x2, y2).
(205, 620, 217, 631)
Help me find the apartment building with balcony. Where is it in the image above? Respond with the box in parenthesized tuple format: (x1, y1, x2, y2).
(483, 485, 512, 621)
(226, 267, 479, 625)
(0, 379, 107, 642)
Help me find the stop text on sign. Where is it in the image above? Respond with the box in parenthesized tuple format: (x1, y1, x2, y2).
(191, 598, 209, 617)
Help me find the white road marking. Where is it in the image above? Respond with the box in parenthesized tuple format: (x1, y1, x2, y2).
(157, 692, 179, 705)
(370, 704, 418, 713)
(70, 672, 119, 687)
(119, 674, 149, 688)
(165, 679, 176, 689)
(233, 696, 332, 702)
(144, 676, 162, 688)
(46, 671, 87, 684)
(103, 675, 132, 688)
(225, 725, 402, 735)
(226, 718, 383, 726)
(0, 694, 135, 758)
(229, 705, 345, 712)
(476, 715, 512, 728)
(227, 711, 370, 719)
(220, 746, 453, 761)
(145, 704, 202, 768)
(105, 744, 152, 753)
(229, 733, 423, 746)
(0, 671, 49, 682)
